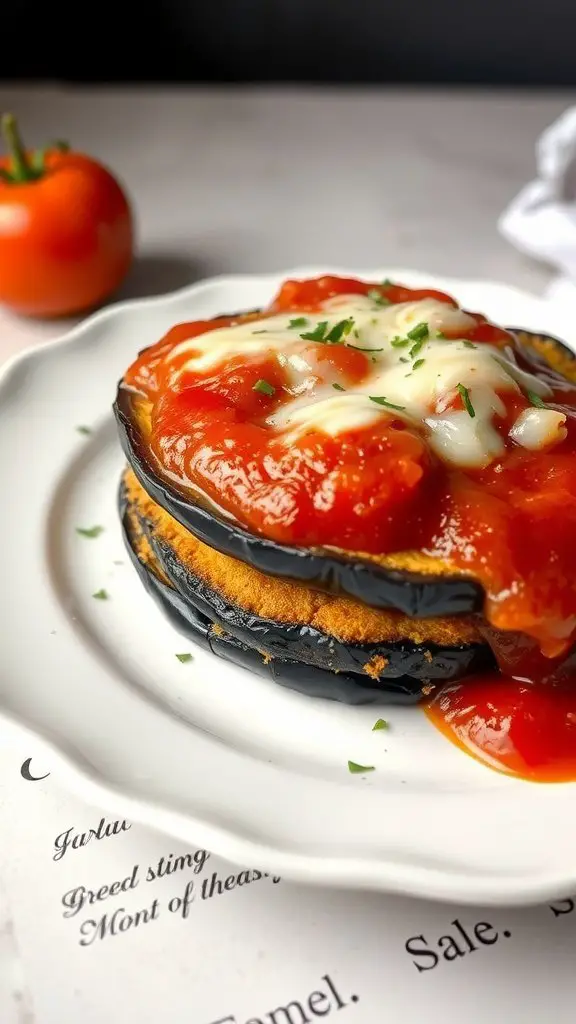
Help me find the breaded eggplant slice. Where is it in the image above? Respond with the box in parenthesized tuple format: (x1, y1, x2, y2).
(121, 503, 430, 705)
(120, 468, 493, 700)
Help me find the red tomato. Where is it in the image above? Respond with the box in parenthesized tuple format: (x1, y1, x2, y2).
(0, 114, 134, 317)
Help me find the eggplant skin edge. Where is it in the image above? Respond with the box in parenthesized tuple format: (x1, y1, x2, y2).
(119, 479, 494, 706)
(113, 326, 575, 621)
(114, 391, 483, 620)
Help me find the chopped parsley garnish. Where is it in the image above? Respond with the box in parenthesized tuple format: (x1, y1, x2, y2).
(332, 383, 346, 391)
(408, 322, 429, 359)
(407, 322, 429, 343)
(253, 379, 276, 396)
(76, 525, 104, 539)
(526, 390, 549, 409)
(389, 323, 430, 355)
(436, 330, 447, 339)
(300, 320, 329, 342)
(367, 288, 390, 306)
(348, 761, 375, 774)
(381, 278, 392, 286)
(457, 383, 475, 418)
(252, 329, 268, 334)
(175, 653, 193, 663)
(347, 344, 384, 352)
(369, 396, 406, 411)
(300, 318, 355, 344)
(288, 317, 308, 329)
(92, 588, 109, 600)
(372, 718, 389, 731)
(76, 425, 91, 435)
(326, 317, 355, 343)
(399, 356, 410, 363)
(412, 358, 425, 370)
(462, 340, 476, 349)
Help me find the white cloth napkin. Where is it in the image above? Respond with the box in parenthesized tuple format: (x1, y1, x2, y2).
(499, 106, 576, 305)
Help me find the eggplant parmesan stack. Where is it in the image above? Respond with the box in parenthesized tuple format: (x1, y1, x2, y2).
(114, 274, 576, 706)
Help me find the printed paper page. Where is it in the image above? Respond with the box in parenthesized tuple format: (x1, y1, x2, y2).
(0, 736, 574, 1024)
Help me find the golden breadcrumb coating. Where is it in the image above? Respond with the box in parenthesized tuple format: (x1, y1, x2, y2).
(123, 467, 480, 647)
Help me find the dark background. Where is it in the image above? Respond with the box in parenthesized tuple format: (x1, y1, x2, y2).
(3, 0, 576, 86)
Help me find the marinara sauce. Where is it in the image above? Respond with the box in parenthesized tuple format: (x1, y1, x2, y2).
(123, 275, 576, 781)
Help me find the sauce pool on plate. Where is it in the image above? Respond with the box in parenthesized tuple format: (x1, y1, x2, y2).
(425, 674, 576, 782)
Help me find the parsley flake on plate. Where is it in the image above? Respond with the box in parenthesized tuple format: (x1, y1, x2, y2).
(76, 525, 104, 539)
(92, 589, 109, 600)
(175, 653, 193, 663)
(372, 718, 389, 731)
(348, 761, 376, 774)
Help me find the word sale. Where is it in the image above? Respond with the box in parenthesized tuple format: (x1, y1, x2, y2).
(404, 898, 576, 973)
(208, 974, 359, 1024)
(405, 917, 512, 972)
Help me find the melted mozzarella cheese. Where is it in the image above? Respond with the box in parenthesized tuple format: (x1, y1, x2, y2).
(166, 294, 559, 468)
(170, 297, 479, 370)
(424, 388, 508, 468)
(509, 407, 567, 449)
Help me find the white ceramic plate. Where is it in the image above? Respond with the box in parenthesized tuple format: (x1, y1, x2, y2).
(2, 266, 576, 908)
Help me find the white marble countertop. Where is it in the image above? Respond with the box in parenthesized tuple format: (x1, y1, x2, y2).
(0, 83, 574, 358)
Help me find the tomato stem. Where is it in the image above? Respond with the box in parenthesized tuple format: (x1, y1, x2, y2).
(1, 113, 32, 181)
